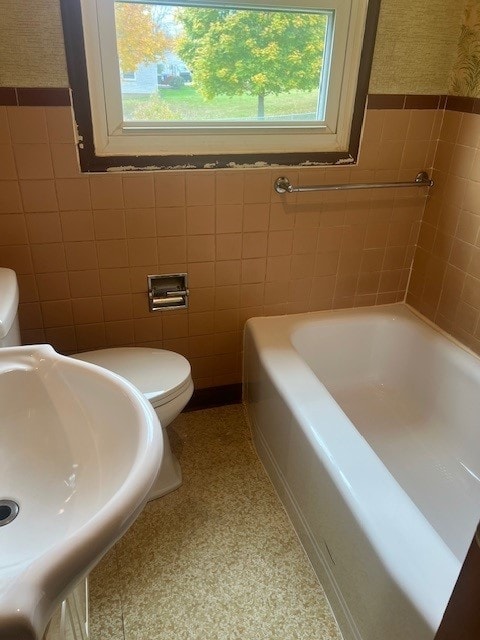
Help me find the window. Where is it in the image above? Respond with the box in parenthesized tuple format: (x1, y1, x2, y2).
(63, 0, 379, 169)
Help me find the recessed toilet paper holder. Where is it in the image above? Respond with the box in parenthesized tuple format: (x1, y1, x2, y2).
(147, 273, 189, 311)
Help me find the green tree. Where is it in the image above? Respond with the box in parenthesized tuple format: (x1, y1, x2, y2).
(176, 8, 326, 118)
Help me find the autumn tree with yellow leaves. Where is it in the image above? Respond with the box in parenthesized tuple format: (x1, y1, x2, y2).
(115, 3, 170, 74)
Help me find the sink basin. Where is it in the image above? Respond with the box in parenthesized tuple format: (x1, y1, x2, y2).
(0, 344, 163, 640)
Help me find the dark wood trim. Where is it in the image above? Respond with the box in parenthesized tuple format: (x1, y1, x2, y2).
(85, 150, 352, 171)
(348, 0, 381, 159)
(59, 0, 96, 164)
(59, 0, 382, 172)
(185, 383, 242, 411)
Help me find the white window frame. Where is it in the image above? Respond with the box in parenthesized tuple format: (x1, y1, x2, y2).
(80, 0, 369, 157)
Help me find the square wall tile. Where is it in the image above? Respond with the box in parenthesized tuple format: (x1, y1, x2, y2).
(243, 232, 268, 259)
(243, 203, 270, 232)
(0, 181, 22, 213)
(20, 180, 58, 212)
(56, 178, 90, 211)
(13, 144, 53, 179)
(93, 209, 126, 240)
(36, 272, 69, 301)
(188, 287, 215, 312)
(241, 258, 266, 283)
(134, 316, 163, 343)
(216, 233, 242, 261)
(41, 299, 73, 328)
(244, 171, 271, 204)
(100, 267, 132, 295)
(60, 210, 94, 241)
(0, 245, 33, 274)
(187, 206, 215, 235)
(45, 107, 76, 144)
(128, 238, 158, 266)
(216, 172, 244, 204)
(0, 108, 11, 145)
(122, 174, 154, 209)
(157, 236, 187, 264)
(50, 144, 81, 178)
(155, 173, 185, 207)
(7, 107, 48, 144)
(187, 235, 215, 262)
(31, 242, 66, 273)
(72, 297, 104, 324)
(90, 175, 124, 209)
(188, 262, 215, 287)
(97, 239, 129, 269)
(186, 172, 215, 206)
(0, 214, 27, 245)
(105, 320, 134, 346)
(215, 260, 241, 286)
(0, 145, 16, 180)
(103, 294, 133, 322)
(216, 204, 243, 233)
(125, 208, 156, 238)
(267, 230, 293, 256)
(76, 323, 107, 351)
(266, 255, 291, 282)
(68, 270, 101, 298)
(156, 207, 186, 236)
(65, 241, 98, 271)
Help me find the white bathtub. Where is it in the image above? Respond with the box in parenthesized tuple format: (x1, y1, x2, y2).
(244, 303, 480, 640)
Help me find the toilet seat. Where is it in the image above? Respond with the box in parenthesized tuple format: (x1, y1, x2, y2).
(71, 347, 192, 408)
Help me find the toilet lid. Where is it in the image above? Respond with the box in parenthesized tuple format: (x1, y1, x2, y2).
(71, 347, 192, 408)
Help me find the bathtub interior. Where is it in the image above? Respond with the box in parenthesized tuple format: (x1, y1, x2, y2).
(290, 310, 480, 562)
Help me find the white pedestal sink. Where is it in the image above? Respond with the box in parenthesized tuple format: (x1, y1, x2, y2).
(0, 344, 163, 640)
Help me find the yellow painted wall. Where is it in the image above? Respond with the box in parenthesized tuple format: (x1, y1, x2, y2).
(370, 0, 465, 94)
(0, 0, 67, 87)
(0, 0, 466, 95)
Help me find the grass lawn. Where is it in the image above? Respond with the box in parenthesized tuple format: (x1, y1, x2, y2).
(122, 85, 318, 121)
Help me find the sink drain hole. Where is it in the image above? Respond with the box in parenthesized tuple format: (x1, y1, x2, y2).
(0, 500, 19, 526)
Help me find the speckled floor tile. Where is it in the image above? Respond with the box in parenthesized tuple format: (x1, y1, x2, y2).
(89, 405, 343, 640)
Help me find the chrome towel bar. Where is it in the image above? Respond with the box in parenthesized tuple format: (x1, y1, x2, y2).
(274, 171, 434, 194)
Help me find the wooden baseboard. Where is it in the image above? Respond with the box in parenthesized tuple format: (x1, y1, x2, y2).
(185, 383, 242, 412)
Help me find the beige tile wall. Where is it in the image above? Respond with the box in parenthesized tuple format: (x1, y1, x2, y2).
(0, 105, 438, 387)
(407, 109, 480, 354)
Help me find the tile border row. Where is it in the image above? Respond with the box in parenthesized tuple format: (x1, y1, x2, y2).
(0, 87, 71, 107)
(1, 86, 479, 114)
(367, 93, 480, 113)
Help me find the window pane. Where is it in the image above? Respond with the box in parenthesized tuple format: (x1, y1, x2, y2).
(114, 1, 331, 124)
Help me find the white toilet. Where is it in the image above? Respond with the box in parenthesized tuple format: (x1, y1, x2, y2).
(0, 267, 193, 501)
